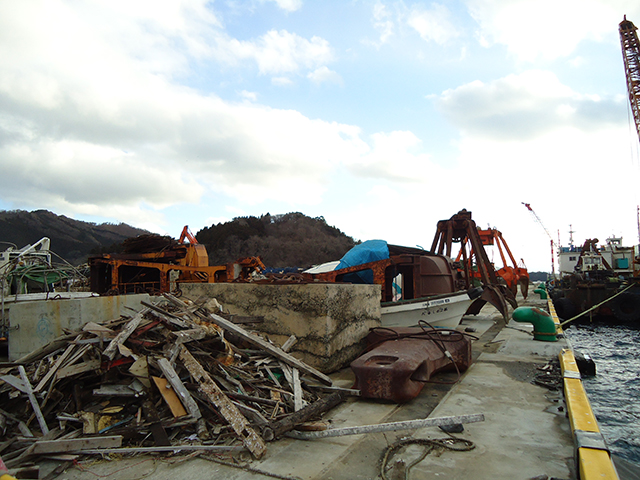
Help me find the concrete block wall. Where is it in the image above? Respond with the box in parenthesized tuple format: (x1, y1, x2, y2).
(180, 283, 381, 373)
(8, 293, 150, 361)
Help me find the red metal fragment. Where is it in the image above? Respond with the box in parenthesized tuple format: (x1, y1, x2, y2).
(351, 327, 472, 403)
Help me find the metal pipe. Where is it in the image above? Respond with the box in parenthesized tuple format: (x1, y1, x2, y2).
(285, 413, 484, 440)
(512, 306, 557, 342)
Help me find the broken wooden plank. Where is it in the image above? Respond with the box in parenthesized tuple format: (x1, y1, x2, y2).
(164, 293, 332, 386)
(0, 375, 28, 393)
(56, 359, 101, 380)
(281, 335, 297, 352)
(34, 343, 76, 392)
(172, 328, 206, 345)
(14, 334, 77, 365)
(92, 385, 137, 397)
(31, 436, 122, 455)
(18, 366, 49, 435)
(102, 307, 151, 360)
(292, 368, 303, 412)
(178, 346, 267, 459)
(156, 357, 202, 421)
(152, 376, 187, 418)
(260, 392, 345, 442)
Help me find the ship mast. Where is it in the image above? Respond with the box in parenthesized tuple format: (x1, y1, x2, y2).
(620, 15, 640, 145)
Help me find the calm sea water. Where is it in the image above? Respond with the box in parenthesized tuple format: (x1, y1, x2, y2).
(564, 324, 640, 465)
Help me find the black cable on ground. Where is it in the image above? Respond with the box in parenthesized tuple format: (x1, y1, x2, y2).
(380, 437, 475, 480)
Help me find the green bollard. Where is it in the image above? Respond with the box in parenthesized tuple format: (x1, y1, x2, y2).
(534, 287, 547, 299)
(512, 306, 557, 342)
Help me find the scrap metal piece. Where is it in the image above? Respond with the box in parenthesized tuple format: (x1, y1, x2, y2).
(285, 413, 485, 439)
(351, 327, 472, 403)
(178, 346, 267, 459)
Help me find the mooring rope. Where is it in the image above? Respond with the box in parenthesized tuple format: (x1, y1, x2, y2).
(379, 437, 475, 480)
(559, 282, 636, 327)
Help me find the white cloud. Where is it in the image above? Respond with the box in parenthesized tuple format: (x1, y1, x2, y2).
(436, 70, 624, 140)
(406, 3, 459, 44)
(372, 1, 395, 45)
(464, 0, 639, 61)
(0, 1, 353, 224)
(239, 90, 258, 101)
(265, 0, 303, 12)
(307, 66, 343, 85)
(219, 30, 333, 76)
(272, 76, 294, 86)
(344, 130, 440, 182)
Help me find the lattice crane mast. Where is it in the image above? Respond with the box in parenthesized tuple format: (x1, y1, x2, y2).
(620, 15, 640, 144)
(522, 202, 556, 275)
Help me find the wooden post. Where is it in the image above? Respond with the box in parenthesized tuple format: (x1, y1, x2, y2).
(178, 346, 267, 459)
(102, 307, 151, 361)
(18, 366, 49, 435)
(156, 357, 202, 420)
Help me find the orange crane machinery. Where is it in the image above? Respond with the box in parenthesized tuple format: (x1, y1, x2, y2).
(456, 228, 530, 299)
(430, 209, 518, 321)
(522, 202, 556, 275)
(620, 15, 640, 145)
(89, 226, 265, 295)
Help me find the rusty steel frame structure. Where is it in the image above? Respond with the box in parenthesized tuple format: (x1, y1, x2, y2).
(430, 210, 518, 320)
(461, 228, 530, 299)
(620, 16, 640, 145)
(89, 227, 265, 295)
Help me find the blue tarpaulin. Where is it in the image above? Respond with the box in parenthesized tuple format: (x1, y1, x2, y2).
(336, 239, 389, 284)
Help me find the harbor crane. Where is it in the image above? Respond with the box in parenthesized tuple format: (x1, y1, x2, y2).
(522, 202, 556, 275)
(620, 15, 640, 145)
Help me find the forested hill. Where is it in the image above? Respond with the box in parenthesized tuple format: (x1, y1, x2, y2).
(0, 210, 149, 266)
(196, 213, 357, 268)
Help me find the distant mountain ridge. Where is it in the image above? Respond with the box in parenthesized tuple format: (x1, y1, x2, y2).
(0, 209, 149, 266)
(196, 212, 357, 268)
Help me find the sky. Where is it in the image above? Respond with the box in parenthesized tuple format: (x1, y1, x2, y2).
(2, 0, 640, 272)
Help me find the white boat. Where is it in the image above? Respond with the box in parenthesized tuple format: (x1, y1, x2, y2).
(380, 289, 479, 329)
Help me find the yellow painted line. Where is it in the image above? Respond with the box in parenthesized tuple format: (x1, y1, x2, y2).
(547, 298, 619, 480)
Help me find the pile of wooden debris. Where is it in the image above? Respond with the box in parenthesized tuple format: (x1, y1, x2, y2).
(0, 293, 346, 478)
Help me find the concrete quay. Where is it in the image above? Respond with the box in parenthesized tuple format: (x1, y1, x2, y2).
(47, 292, 582, 480)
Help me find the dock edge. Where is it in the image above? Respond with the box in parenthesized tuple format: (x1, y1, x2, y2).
(548, 298, 620, 480)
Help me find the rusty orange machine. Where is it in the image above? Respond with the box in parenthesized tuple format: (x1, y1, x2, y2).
(89, 226, 264, 295)
(456, 227, 530, 299)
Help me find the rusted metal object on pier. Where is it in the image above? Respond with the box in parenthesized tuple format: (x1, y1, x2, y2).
(430, 210, 518, 320)
(311, 245, 464, 303)
(89, 226, 265, 295)
(350, 326, 472, 403)
(464, 228, 529, 299)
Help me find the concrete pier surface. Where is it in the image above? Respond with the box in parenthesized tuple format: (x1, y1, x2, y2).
(45, 293, 576, 480)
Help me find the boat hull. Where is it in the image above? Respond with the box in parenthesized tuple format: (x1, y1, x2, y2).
(381, 291, 473, 329)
